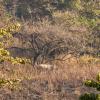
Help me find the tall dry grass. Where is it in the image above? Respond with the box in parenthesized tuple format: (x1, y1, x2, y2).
(0, 59, 99, 100)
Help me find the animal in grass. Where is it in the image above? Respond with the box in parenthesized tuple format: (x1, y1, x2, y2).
(36, 64, 57, 70)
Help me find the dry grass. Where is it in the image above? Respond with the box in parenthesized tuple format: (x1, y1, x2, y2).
(0, 59, 99, 100)
(0, 4, 99, 99)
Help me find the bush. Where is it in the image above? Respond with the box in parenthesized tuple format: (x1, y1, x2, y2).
(80, 93, 100, 100)
(0, 22, 30, 64)
(80, 73, 100, 100)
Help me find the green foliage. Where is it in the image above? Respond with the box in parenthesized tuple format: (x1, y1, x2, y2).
(53, 11, 78, 27)
(97, 73, 100, 82)
(11, 57, 31, 65)
(0, 48, 10, 56)
(78, 16, 97, 28)
(84, 73, 100, 91)
(80, 73, 100, 100)
(0, 78, 21, 90)
(85, 80, 100, 91)
(70, 0, 82, 10)
(0, 23, 31, 64)
(80, 93, 100, 100)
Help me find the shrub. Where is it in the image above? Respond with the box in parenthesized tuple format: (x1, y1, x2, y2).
(80, 73, 100, 100)
(80, 93, 100, 100)
(0, 23, 30, 64)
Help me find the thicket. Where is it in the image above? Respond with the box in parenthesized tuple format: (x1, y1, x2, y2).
(1, 0, 99, 64)
(3, 0, 100, 20)
(0, 3, 30, 64)
(0, 0, 100, 98)
(0, 23, 31, 64)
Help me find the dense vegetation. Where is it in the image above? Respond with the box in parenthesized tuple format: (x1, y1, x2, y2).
(1, 0, 99, 62)
(0, 0, 100, 100)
